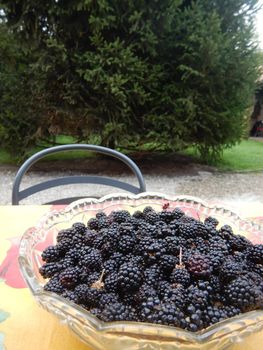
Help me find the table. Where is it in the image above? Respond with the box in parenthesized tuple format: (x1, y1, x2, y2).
(0, 203, 263, 350)
(0, 205, 89, 350)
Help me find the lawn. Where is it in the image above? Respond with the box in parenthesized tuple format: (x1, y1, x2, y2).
(1, 138, 263, 172)
(183, 139, 263, 172)
(216, 139, 263, 171)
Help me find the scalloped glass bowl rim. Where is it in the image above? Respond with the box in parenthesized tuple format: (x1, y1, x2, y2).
(18, 192, 263, 344)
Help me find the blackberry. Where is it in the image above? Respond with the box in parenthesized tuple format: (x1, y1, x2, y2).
(159, 210, 176, 223)
(104, 273, 118, 293)
(40, 207, 263, 331)
(186, 254, 212, 278)
(219, 260, 246, 283)
(144, 265, 162, 289)
(188, 236, 207, 252)
(118, 222, 133, 235)
(165, 236, 185, 255)
(204, 216, 219, 228)
(159, 254, 177, 274)
(99, 293, 119, 307)
(208, 236, 229, 254)
(59, 267, 80, 288)
(126, 216, 141, 228)
(225, 276, 263, 311)
(74, 284, 89, 303)
(118, 235, 137, 254)
(230, 234, 252, 252)
(232, 251, 247, 264)
(56, 228, 73, 242)
(224, 305, 241, 318)
(138, 223, 157, 238)
(118, 262, 143, 292)
(204, 223, 217, 237)
(60, 257, 75, 269)
(90, 308, 103, 318)
(132, 210, 144, 219)
(207, 250, 225, 271)
(145, 211, 160, 224)
(202, 306, 229, 327)
(57, 239, 72, 253)
(170, 267, 191, 287)
(250, 263, 263, 277)
(71, 224, 87, 243)
(84, 287, 104, 308)
(194, 281, 214, 302)
(158, 280, 171, 299)
(219, 224, 234, 236)
(84, 230, 98, 246)
(178, 223, 196, 239)
(126, 254, 145, 266)
(187, 286, 209, 309)
(61, 290, 78, 303)
(134, 284, 158, 304)
(247, 244, 263, 264)
(194, 222, 211, 239)
(65, 247, 81, 263)
(44, 275, 64, 294)
(97, 218, 109, 230)
(163, 286, 186, 308)
(172, 208, 185, 220)
(185, 306, 203, 332)
(103, 259, 119, 276)
(140, 296, 162, 322)
(153, 302, 186, 328)
(39, 262, 62, 278)
(110, 252, 126, 266)
(72, 222, 86, 233)
(143, 206, 155, 215)
(112, 210, 130, 223)
(41, 245, 62, 262)
(121, 292, 137, 306)
(93, 235, 114, 257)
(80, 271, 100, 286)
(155, 222, 172, 238)
(209, 275, 221, 293)
(168, 219, 180, 234)
(101, 302, 136, 322)
(104, 227, 120, 244)
(96, 212, 107, 220)
(218, 225, 235, 241)
(87, 218, 99, 230)
(142, 239, 167, 264)
(136, 236, 156, 256)
(179, 215, 197, 225)
(81, 249, 102, 271)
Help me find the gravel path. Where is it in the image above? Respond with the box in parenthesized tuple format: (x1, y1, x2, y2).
(1, 161, 263, 210)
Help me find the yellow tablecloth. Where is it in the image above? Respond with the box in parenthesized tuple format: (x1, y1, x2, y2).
(0, 205, 90, 350)
(0, 203, 263, 350)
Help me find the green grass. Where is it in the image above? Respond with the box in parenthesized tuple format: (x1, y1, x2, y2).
(0, 135, 95, 164)
(1, 137, 263, 172)
(217, 140, 263, 171)
(182, 139, 263, 172)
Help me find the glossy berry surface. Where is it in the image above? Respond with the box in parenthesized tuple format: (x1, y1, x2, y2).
(39, 206, 263, 332)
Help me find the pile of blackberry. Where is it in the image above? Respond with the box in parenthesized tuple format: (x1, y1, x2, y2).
(39, 206, 263, 332)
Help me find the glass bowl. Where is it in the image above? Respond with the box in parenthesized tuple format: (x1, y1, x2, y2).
(19, 193, 263, 350)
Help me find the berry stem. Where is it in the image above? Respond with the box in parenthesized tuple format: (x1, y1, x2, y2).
(91, 269, 105, 289)
(179, 247, 183, 266)
(175, 247, 185, 269)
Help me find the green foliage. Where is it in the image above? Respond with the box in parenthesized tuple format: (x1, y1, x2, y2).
(0, 0, 261, 160)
